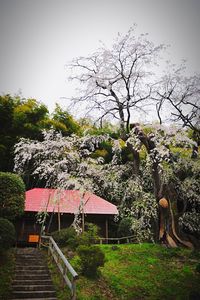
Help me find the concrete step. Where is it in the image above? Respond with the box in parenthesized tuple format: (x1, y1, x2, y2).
(17, 255, 43, 261)
(11, 298, 57, 300)
(12, 285, 55, 291)
(16, 255, 43, 261)
(14, 274, 51, 280)
(12, 280, 53, 285)
(15, 266, 48, 271)
(12, 290, 57, 299)
(17, 255, 43, 262)
(15, 269, 49, 275)
(15, 263, 44, 266)
(11, 248, 57, 299)
(16, 253, 43, 256)
(15, 248, 40, 254)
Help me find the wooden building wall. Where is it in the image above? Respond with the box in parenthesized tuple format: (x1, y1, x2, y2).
(15, 212, 114, 244)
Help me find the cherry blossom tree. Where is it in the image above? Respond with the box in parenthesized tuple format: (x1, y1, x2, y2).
(67, 27, 165, 139)
(14, 130, 109, 190)
(14, 126, 199, 246)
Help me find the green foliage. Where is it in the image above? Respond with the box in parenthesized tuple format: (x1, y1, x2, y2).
(90, 141, 113, 163)
(117, 217, 133, 237)
(0, 218, 16, 251)
(77, 223, 100, 246)
(170, 146, 192, 159)
(53, 224, 103, 279)
(119, 178, 157, 242)
(51, 227, 77, 247)
(173, 157, 200, 180)
(0, 95, 15, 134)
(0, 172, 25, 220)
(0, 248, 15, 299)
(121, 146, 134, 163)
(77, 245, 105, 277)
(0, 144, 7, 171)
(90, 148, 109, 161)
(196, 262, 200, 273)
(0, 95, 16, 171)
(52, 104, 81, 136)
(82, 120, 120, 139)
(0, 95, 49, 171)
(13, 98, 48, 139)
(41, 118, 68, 133)
(52, 223, 100, 250)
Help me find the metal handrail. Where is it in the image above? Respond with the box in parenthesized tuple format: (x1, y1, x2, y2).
(41, 235, 78, 300)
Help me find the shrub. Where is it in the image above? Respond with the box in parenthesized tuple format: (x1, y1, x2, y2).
(77, 245, 105, 277)
(118, 217, 133, 237)
(76, 223, 100, 246)
(0, 218, 16, 251)
(196, 262, 200, 273)
(0, 172, 25, 220)
(51, 227, 77, 247)
(90, 141, 113, 163)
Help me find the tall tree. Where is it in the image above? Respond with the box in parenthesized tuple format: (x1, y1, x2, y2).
(13, 98, 49, 139)
(67, 27, 165, 139)
(0, 95, 15, 170)
(0, 95, 49, 171)
(52, 104, 81, 136)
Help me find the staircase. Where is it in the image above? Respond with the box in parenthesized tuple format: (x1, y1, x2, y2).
(10, 247, 57, 300)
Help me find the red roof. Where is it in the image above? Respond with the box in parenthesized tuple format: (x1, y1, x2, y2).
(25, 188, 118, 215)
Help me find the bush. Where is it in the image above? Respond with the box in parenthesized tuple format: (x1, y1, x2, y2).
(0, 218, 16, 251)
(196, 262, 200, 273)
(77, 245, 105, 277)
(90, 141, 113, 163)
(76, 223, 100, 246)
(118, 217, 133, 237)
(51, 227, 77, 248)
(0, 172, 25, 220)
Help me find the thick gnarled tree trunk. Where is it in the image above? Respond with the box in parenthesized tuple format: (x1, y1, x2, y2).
(130, 123, 194, 248)
(158, 195, 193, 248)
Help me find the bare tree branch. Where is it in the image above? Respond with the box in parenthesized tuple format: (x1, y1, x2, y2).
(66, 27, 165, 138)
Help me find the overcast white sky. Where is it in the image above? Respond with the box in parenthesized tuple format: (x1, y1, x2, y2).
(0, 0, 200, 116)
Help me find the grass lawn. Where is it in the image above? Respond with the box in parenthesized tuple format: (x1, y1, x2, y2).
(0, 248, 15, 299)
(48, 243, 200, 300)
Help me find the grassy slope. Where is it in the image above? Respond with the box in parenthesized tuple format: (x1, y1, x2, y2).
(100, 244, 200, 300)
(49, 243, 200, 300)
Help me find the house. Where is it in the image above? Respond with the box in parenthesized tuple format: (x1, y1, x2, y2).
(15, 188, 118, 244)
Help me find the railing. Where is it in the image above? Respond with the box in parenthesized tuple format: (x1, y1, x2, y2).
(98, 235, 137, 244)
(41, 235, 78, 300)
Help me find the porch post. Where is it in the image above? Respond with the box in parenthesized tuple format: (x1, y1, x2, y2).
(82, 210, 85, 232)
(105, 218, 108, 244)
(58, 202, 61, 231)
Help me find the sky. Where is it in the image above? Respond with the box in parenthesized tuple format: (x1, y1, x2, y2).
(0, 0, 200, 117)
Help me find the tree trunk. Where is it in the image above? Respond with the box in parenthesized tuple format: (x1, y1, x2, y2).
(158, 196, 193, 249)
(152, 162, 161, 199)
(131, 124, 194, 248)
(191, 130, 199, 158)
(126, 141, 140, 175)
(191, 144, 198, 158)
